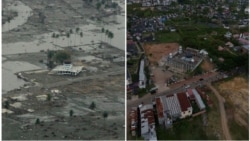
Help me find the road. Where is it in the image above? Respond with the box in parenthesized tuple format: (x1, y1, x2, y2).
(206, 83, 232, 140)
(127, 72, 225, 109)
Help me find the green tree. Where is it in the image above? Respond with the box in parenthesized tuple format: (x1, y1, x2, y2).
(103, 111, 108, 126)
(35, 118, 40, 124)
(96, 2, 101, 10)
(75, 27, 80, 33)
(69, 110, 74, 117)
(47, 94, 51, 101)
(4, 101, 9, 109)
(89, 102, 96, 110)
(54, 51, 71, 64)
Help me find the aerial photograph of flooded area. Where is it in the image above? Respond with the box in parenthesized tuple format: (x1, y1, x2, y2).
(2, 0, 125, 140)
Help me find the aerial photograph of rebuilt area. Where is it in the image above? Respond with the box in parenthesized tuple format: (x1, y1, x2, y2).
(127, 0, 249, 140)
(2, 0, 125, 140)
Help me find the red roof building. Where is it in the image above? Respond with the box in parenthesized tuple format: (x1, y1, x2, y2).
(177, 92, 193, 119)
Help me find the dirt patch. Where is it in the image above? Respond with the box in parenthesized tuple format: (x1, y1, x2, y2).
(143, 43, 179, 65)
(201, 59, 214, 72)
(217, 77, 249, 128)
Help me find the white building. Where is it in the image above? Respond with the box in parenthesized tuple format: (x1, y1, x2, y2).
(51, 61, 83, 76)
(139, 59, 146, 88)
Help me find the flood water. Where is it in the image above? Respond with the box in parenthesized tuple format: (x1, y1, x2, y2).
(2, 0, 125, 93)
(2, 61, 41, 94)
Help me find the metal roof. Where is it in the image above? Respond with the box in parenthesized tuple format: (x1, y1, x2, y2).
(192, 89, 206, 110)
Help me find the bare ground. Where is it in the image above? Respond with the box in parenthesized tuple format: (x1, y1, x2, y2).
(143, 43, 179, 65)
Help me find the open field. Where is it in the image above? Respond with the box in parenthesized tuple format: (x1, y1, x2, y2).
(215, 76, 249, 140)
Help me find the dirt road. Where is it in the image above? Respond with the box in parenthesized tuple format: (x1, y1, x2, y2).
(206, 83, 232, 140)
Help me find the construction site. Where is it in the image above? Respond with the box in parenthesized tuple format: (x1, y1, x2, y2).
(2, 0, 125, 140)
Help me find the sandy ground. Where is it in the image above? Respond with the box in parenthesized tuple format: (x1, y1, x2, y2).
(151, 67, 173, 92)
(217, 77, 249, 129)
(201, 59, 214, 72)
(143, 43, 179, 65)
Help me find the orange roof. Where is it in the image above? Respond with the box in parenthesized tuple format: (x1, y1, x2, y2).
(156, 98, 164, 118)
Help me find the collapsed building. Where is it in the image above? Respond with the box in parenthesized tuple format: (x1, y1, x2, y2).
(50, 61, 83, 76)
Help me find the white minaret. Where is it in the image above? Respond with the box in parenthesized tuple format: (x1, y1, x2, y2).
(179, 46, 182, 54)
(169, 53, 173, 58)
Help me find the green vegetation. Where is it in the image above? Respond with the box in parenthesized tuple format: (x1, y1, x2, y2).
(103, 111, 108, 120)
(156, 117, 218, 140)
(46, 94, 51, 101)
(155, 32, 181, 43)
(35, 118, 40, 125)
(69, 110, 74, 117)
(89, 102, 96, 110)
(228, 117, 249, 140)
(54, 50, 71, 64)
(3, 101, 9, 109)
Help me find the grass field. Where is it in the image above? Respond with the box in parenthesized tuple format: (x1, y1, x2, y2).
(156, 116, 218, 140)
(155, 32, 182, 43)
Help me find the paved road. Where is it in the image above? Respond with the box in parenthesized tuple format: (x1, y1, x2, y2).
(206, 83, 232, 140)
(127, 72, 225, 110)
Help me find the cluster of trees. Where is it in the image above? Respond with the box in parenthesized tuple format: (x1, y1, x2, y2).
(47, 50, 71, 69)
(101, 28, 114, 44)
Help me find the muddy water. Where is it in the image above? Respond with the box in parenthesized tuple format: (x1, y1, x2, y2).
(2, 61, 41, 94)
(2, 0, 125, 93)
(2, 1, 33, 32)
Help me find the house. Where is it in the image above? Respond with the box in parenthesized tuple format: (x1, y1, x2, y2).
(218, 46, 224, 51)
(199, 49, 208, 56)
(140, 104, 157, 141)
(50, 61, 83, 76)
(224, 31, 232, 38)
(225, 42, 234, 48)
(139, 59, 146, 89)
(177, 92, 193, 119)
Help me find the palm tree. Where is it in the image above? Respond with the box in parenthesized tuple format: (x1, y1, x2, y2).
(80, 32, 83, 45)
(66, 32, 70, 47)
(69, 110, 74, 117)
(108, 31, 114, 44)
(101, 27, 105, 43)
(103, 111, 108, 127)
(105, 29, 109, 43)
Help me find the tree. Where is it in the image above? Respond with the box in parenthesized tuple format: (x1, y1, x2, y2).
(69, 29, 73, 34)
(103, 111, 108, 127)
(75, 27, 80, 33)
(96, 2, 101, 10)
(35, 118, 40, 124)
(4, 101, 9, 109)
(47, 94, 51, 101)
(54, 50, 71, 64)
(103, 111, 108, 120)
(89, 102, 96, 110)
(69, 110, 74, 117)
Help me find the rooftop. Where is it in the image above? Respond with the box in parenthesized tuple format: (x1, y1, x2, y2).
(177, 92, 192, 112)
